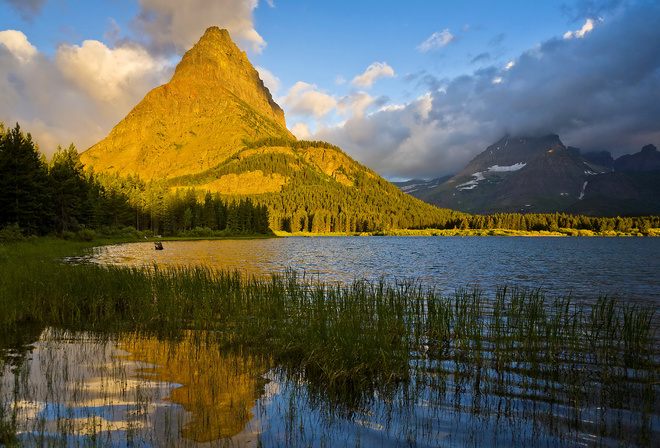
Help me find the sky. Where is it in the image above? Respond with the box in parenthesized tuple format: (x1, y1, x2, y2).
(1, 0, 659, 181)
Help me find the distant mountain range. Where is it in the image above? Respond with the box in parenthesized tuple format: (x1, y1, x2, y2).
(395, 135, 660, 216)
(79, 26, 658, 222)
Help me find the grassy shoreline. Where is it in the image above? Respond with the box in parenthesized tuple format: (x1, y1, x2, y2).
(1, 238, 658, 445)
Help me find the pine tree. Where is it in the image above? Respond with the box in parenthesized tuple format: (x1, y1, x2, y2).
(49, 143, 89, 232)
(0, 123, 52, 234)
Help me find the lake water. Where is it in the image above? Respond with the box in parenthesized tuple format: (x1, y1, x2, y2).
(85, 236, 660, 305)
(3, 236, 658, 446)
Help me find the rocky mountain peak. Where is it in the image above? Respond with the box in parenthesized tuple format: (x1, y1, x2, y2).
(171, 27, 286, 129)
(614, 143, 660, 172)
(81, 27, 292, 180)
(455, 133, 564, 178)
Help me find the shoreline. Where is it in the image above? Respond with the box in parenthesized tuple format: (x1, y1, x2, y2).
(273, 228, 660, 237)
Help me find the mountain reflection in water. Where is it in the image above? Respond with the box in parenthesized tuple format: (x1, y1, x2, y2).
(0, 329, 270, 446)
(117, 331, 270, 442)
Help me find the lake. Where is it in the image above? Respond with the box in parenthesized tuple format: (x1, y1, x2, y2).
(3, 236, 658, 446)
(85, 236, 660, 305)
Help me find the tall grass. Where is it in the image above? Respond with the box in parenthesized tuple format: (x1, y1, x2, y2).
(0, 239, 658, 445)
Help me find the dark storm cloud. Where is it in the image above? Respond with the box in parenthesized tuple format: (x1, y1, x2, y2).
(2, 0, 47, 21)
(315, 2, 660, 180)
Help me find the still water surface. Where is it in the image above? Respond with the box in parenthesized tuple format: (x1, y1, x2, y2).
(87, 236, 660, 304)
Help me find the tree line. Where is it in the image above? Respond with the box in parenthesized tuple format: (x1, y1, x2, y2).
(1, 122, 658, 239)
(0, 123, 270, 239)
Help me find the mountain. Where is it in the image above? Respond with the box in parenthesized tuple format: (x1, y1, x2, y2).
(392, 176, 451, 198)
(403, 135, 660, 216)
(81, 27, 292, 180)
(81, 28, 462, 233)
(614, 144, 660, 172)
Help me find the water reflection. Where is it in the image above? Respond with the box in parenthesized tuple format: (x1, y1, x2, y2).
(1, 327, 657, 447)
(117, 331, 270, 443)
(0, 329, 270, 446)
(0, 329, 183, 446)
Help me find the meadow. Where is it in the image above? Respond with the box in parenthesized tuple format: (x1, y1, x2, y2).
(0, 238, 658, 446)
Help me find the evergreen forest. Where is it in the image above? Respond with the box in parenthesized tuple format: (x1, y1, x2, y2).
(0, 123, 269, 240)
(1, 122, 659, 240)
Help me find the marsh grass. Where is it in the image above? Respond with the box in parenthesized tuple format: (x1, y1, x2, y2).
(0, 239, 658, 445)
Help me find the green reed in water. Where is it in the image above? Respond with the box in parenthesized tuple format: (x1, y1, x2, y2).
(0, 239, 658, 445)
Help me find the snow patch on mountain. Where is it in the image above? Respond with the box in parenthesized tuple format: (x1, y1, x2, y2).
(457, 172, 485, 190)
(579, 181, 588, 200)
(487, 162, 526, 172)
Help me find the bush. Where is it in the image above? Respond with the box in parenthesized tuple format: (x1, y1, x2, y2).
(61, 231, 76, 240)
(0, 223, 25, 242)
(75, 228, 97, 241)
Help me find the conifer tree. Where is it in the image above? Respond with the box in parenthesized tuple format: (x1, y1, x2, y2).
(49, 143, 89, 232)
(0, 123, 52, 234)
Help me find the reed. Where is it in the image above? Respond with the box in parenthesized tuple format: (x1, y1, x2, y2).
(0, 239, 658, 445)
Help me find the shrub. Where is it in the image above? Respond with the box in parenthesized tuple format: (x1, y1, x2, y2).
(0, 223, 25, 242)
(75, 229, 97, 241)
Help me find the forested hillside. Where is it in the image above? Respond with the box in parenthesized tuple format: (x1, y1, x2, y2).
(0, 123, 269, 239)
(2, 122, 658, 240)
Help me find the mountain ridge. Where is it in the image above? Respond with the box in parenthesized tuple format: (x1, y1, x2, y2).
(400, 135, 660, 216)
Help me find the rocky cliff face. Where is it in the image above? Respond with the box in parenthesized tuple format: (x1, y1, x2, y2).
(81, 27, 292, 180)
(171, 27, 286, 128)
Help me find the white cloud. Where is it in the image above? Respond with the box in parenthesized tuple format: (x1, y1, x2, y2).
(505, 61, 515, 70)
(55, 40, 167, 105)
(417, 29, 454, 52)
(291, 122, 311, 139)
(335, 75, 346, 85)
(379, 104, 405, 113)
(337, 91, 380, 118)
(0, 33, 170, 157)
(132, 0, 267, 54)
(0, 30, 37, 63)
(351, 62, 395, 88)
(307, 3, 660, 180)
(255, 65, 280, 94)
(563, 18, 601, 39)
(492, 77, 503, 84)
(278, 82, 337, 118)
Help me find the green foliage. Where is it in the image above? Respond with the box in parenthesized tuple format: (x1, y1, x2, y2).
(0, 123, 271, 238)
(0, 223, 25, 242)
(0, 123, 52, 234)
(49, 143, 89, 232)
(459, 212, 660, 235)
(242, 137, 342, 152)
